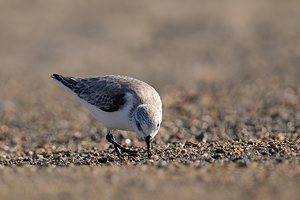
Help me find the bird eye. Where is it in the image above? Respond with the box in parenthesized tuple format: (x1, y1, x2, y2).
(137, 122, 142, 130)
(157, 123, 160, 128)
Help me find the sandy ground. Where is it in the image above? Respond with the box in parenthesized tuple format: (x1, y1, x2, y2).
(1, 1, 300, 200)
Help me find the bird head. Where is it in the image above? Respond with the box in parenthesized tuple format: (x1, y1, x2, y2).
(132, 104, 162, 158)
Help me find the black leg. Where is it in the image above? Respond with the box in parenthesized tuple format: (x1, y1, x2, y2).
(106, 131, 122, 158)
(106, 130, 138, 158)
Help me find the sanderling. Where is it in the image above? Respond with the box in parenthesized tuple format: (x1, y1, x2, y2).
(51, 74, 162, 158)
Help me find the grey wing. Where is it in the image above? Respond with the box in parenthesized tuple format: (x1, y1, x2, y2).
(73, 77, 127, 112)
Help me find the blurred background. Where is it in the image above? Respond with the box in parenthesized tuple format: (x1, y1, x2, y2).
(1, 0, 300, 148)
(1, 1, 299, 85)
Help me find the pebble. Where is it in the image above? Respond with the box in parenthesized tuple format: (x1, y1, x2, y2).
(151, 155, 159, 161)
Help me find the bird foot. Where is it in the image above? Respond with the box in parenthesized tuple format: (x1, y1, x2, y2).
(120, 147, 138, 155)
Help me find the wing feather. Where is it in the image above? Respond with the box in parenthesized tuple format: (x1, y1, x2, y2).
(52, 74, 127, 112)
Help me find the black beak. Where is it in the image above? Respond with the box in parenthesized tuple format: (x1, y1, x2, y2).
(145, 135, 152, 159)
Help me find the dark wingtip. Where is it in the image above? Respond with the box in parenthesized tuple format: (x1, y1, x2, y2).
(51, 74, 78, 90)
(51, 74, 62, 81)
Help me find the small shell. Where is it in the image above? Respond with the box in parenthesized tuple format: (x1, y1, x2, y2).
(151, 155, 159, 160)
(123, 160, 131, 167)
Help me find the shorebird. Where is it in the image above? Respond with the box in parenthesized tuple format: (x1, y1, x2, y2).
(51, 74, 162, 158)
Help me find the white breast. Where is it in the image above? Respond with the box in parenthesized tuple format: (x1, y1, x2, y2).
(77, 92, 135, 132)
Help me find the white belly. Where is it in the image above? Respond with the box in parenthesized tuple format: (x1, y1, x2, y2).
(77, 93, 135, 132)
